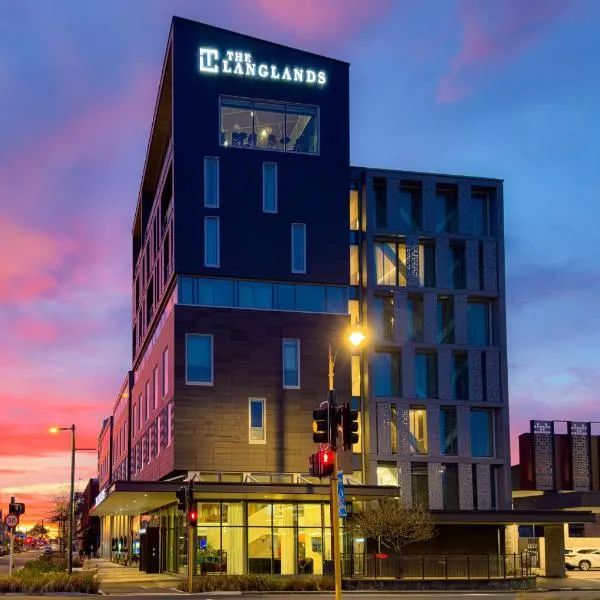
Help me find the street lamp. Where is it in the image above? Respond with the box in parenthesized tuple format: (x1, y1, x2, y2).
(328, 324, 366, 600)
(49, 424, 75, 575)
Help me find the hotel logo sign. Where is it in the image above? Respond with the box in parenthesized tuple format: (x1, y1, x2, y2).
(199, 48, 327, 86)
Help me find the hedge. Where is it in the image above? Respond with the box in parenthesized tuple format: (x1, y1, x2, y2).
(178, 575, 334, 592)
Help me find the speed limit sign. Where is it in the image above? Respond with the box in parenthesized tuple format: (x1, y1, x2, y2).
(5, 513, 18, 528)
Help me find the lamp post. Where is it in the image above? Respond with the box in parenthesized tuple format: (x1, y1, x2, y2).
(49, 425, 76, 575)
(329, 326, 366, 600)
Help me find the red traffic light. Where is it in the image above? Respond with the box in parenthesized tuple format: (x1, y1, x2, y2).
(188, 510, 198, 526)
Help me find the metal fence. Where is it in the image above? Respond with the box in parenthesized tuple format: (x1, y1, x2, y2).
(341, 553, 532, 580)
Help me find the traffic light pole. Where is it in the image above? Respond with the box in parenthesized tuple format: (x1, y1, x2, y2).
(327, 345, 343, 600)
(188, 521, 193, 593)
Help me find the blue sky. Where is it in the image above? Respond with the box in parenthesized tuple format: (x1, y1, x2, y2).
(1, 0, 599, 522)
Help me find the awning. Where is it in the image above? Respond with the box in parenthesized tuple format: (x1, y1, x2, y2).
(91, 480, 595, 525)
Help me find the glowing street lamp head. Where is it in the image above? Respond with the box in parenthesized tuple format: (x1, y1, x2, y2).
(348, 329, 366, 347)
(49, 427, 59, 434)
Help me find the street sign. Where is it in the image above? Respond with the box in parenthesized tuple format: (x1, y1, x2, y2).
(337, 471, 347, 518)
(5, 513, 18, 528)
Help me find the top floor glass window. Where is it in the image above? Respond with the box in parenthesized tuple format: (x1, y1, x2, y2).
(220, 97, 319, 154)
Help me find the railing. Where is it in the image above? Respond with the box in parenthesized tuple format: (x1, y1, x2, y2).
(341, 553, 531, 580)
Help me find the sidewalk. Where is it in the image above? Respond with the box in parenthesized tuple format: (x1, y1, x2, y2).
(90, 558, 183, 595)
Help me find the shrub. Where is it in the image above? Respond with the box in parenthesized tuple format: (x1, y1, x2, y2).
(178, 574, 334, 593)
(0, 572, 98, 594)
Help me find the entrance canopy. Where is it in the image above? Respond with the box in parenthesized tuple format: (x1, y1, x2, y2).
(91, 480, 595, 525)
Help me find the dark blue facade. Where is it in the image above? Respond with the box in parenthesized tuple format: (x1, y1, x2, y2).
(171, 17, 350, 285)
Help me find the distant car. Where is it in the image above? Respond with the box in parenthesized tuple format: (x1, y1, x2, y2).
(565, 549, 600, 571)
(41, 546, 54, 555)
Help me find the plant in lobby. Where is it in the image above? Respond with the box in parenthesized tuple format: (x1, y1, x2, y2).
(347, 498, 436, 555)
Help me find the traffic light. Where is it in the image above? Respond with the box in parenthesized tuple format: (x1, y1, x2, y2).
(9, 499, 25, 515)
(308, 449, 336, 478)
(312, 407, 329, 444)
(188, 509, 197, 527)
(319, 449, 335, 477)
(176, 487, 187, 511)
(342, 403, 359, 450)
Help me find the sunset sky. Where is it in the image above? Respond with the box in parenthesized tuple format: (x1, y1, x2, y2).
(2, 0, 600, 528)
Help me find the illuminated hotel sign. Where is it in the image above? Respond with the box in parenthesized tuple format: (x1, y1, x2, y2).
(199, 48, 327, 86)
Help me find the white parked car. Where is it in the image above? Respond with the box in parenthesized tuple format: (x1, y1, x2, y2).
(565, 549, 600, 571)
(41, 546, 54, 555)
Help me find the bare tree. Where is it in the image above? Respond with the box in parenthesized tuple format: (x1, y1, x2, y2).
(347, 498, 436, 554)
(47, 494, 71, 555)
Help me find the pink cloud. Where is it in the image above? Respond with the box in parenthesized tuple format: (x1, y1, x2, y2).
(254, 0, 394, 43)
(0, 216, 73, 303)
(438, 0, 575, 102)
(15, 317, 60, 344)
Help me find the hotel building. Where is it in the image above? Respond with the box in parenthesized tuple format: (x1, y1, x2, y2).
(92, 15, 565, 577)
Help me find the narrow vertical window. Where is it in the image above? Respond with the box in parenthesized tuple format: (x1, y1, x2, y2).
(409, 407, 428, 454)
(291, 223, 306, 274)
(249, 398, 266, 444)
(471, 410, 494, 457)
(145, 381, 150, 421)
(349, 189, 359, 230)
(204, 216, 220, 268)
(162, 347, 169, 397)
(204, 157, 219, 208)
(263, 162, 277, 213)
(282, 338, 300, 388)
(186, 334, 214, 385)
(152, 366, 159, 410)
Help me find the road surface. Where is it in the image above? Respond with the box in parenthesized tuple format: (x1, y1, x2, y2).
(0, 549, 40, 576)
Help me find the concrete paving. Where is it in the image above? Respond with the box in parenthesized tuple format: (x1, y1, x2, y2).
(91, 558, 184, 595)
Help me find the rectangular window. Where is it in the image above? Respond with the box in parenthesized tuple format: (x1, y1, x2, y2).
(374, 178, 387, 228)
(282, 339, 300, 388)
(450, 242, 466, 289)
(471, 410, 494, 457)
(440, 407, 458, 455)
(204, 216, 220, 268)
(398, 181, 423, 231)
(451, 351, 469, 400)
(407, 295, 424, 342)
(377, 464, 398, 486)
(418, 241, 436, 287)
(186, 334, 214, 385)
(441, 464, 459, 510)
(373, 295, 394, 341)
(350, 245, 360, 285)
(262, 162, 277, 213)
(220, 97, 318, 154)
(467, 301, 491, 345)
(437, 296, 455, 344)
(152, 366, 159, 410)
(471, 189, 490, 236)
(436, 185, 459, 233)
(373, 352, 401, 397)
(411, 463, 429, 507)
(249, 398, 266, 444)
(351, 355, 361, 397)
(137, 396, 141, 431)
(409, 407, 428, 454)
(415, 352, 438, 399)
(162, 347, 169, 397)
(391, 403, 398, 455)
(291, 224, 306, 274)
(204, 157, 219, 208)
(375, 241, 407, 286)
(349, 189, 359, 230)
(145, 380, 150, 421)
